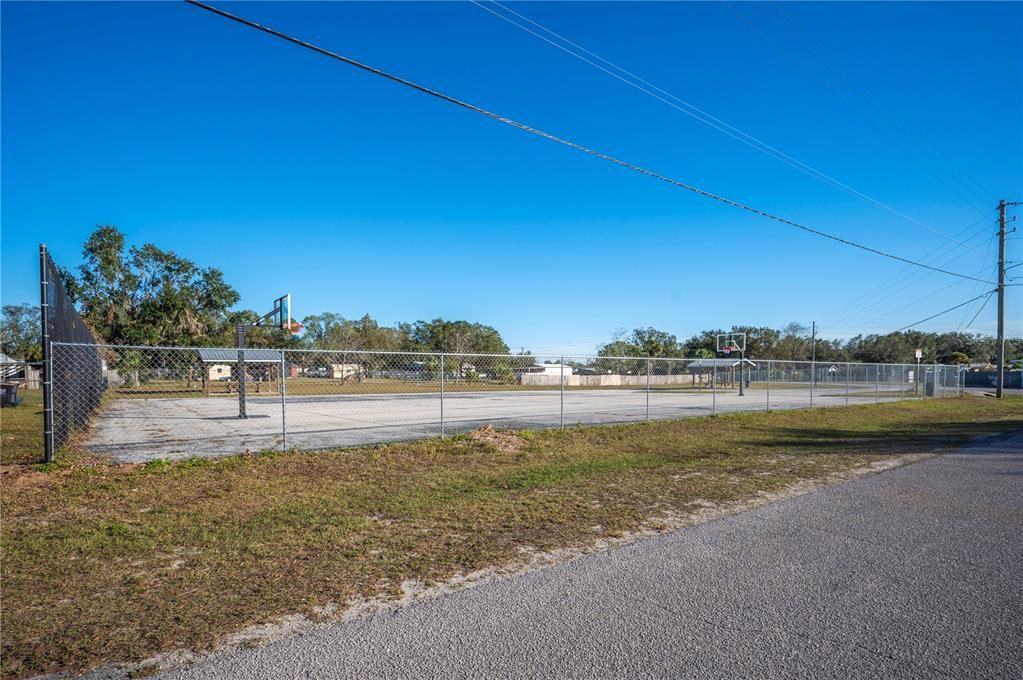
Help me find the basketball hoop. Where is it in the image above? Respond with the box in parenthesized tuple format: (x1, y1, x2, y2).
(282, 322, 303, 335)
(721, 346, 734, 356)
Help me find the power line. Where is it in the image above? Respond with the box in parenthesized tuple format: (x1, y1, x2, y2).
(823, 226, 997, 332)
(755, 2, 1001, 208)
(892, 290, 996, 333)
(741, 0, 998, 213)
(956, 216, 1003, 330)
(856, 277, 973, 331)
(964, 291, 994, 330)
(185, 0, 994, 285)
(723, 1, 994, 218)
(820, 213, 996, 330)
(472, 0, 970, 247)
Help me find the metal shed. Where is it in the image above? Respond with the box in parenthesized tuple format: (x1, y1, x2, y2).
(196, 348, 282, 395)
(686, 358, 757, 389)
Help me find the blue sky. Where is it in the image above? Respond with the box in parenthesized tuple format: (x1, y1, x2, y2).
(2, 1, 1020, 353)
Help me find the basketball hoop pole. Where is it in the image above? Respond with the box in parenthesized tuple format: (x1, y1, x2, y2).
(236, 296, 294, 419)
(738, 345, 745, 397)
(716, 332, 746, 396)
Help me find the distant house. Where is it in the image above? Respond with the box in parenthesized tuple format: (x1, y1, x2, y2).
(196, 348, 283, 394)
(328, 363, 362, 380)
(0, 353, 41, 389)
(966, 362, 995, 371)
(515, 364, 572, 377)
(0, 353, 19, 381)
(206, 363, 232, 382)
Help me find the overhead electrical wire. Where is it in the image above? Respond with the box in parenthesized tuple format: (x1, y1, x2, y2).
(956, 230, 1001, 330)
(856, 277, 975, 332)
(816, 212, 996, 329)
(964, 291, 994, 330)
(722, 1, 994, 218)
(822, 219, 998, 331)
(471, 0, 969, 248)
(185, 0, 994, 285)
(756, 1, 1000, 207)
(731, 0, 996, 215)
(892, 290, 997, 333)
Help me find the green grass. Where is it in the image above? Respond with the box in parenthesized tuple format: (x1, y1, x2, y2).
(0, 390, 43, 465)
(1, 396, 1020, 678)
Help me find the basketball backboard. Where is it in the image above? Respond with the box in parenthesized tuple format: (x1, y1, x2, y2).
(716, 332, 746, 355)
(271, 294, 302, 334)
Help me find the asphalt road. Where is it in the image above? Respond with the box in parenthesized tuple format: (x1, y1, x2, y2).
(87, 387, 908, 462)
(158, 431, 1023, 679)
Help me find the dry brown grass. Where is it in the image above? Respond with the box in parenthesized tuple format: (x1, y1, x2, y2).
(2, 396, 1020, 678)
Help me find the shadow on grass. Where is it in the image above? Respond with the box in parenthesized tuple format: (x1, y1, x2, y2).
(745, 418, 1023, 456)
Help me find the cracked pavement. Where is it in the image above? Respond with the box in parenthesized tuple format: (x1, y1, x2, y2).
(158, 431, 1023, 679)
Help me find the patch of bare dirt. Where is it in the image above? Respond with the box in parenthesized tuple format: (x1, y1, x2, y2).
(470, 425, 528, 452)
(0, 465, 55, 489)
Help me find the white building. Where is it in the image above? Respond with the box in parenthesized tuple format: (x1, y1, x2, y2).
(515, 364, 572, 377)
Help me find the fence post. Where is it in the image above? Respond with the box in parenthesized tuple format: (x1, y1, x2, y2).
(646, 358, 651, 421)
(766, 360, 771, 412)
(845, 362, 850, 406)
(711, 362, 717, 415)
(236, 324, 247, 419)
(280, 349, 287, 451)
(440, 353, 445, 437)
(809, 361, 814, 408)
(560, 356, 565, 430)
(875, 365, 880, 403)
(39, 245, 55, 463)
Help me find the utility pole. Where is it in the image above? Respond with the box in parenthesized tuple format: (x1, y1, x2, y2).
(995, 201, 1016, 398)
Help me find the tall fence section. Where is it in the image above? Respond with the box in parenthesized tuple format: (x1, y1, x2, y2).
(40, 245, 103, 462)
(48, 342, 965, 463)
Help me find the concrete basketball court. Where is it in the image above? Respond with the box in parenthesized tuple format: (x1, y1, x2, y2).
(83, 386, 909, 463)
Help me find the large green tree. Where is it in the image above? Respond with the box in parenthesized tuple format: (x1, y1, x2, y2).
(598, 327, 682, 358)
(301, 313, 412, 352)
(0, 304, 42, 361)
(410, 319, 509, 355)
(70, 226, 240, 345)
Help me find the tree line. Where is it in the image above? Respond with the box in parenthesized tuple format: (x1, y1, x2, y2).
(597, 324, 1022, 366)
(1, 226, 511, 359)
(2, 225, 1019, 366)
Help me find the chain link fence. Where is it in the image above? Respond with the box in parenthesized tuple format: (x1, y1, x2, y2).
(48, 342, 964, 463)
(40, 245, 103, 461)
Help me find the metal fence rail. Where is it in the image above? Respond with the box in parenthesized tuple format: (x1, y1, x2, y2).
(48, 342, 965, 463)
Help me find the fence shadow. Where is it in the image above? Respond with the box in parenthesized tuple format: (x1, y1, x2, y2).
(744, 419, 1023, 456)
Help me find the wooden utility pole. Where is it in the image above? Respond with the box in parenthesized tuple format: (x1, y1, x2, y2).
(995, 201, 1020, 397)
(996, 201, 1006, 398)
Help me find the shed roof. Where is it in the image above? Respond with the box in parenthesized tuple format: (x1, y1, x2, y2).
(686, 358, 757, 369)
(196, 348, 281, 363)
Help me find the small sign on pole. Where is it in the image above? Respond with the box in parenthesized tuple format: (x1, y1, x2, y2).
(914, 349, 922, 396)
